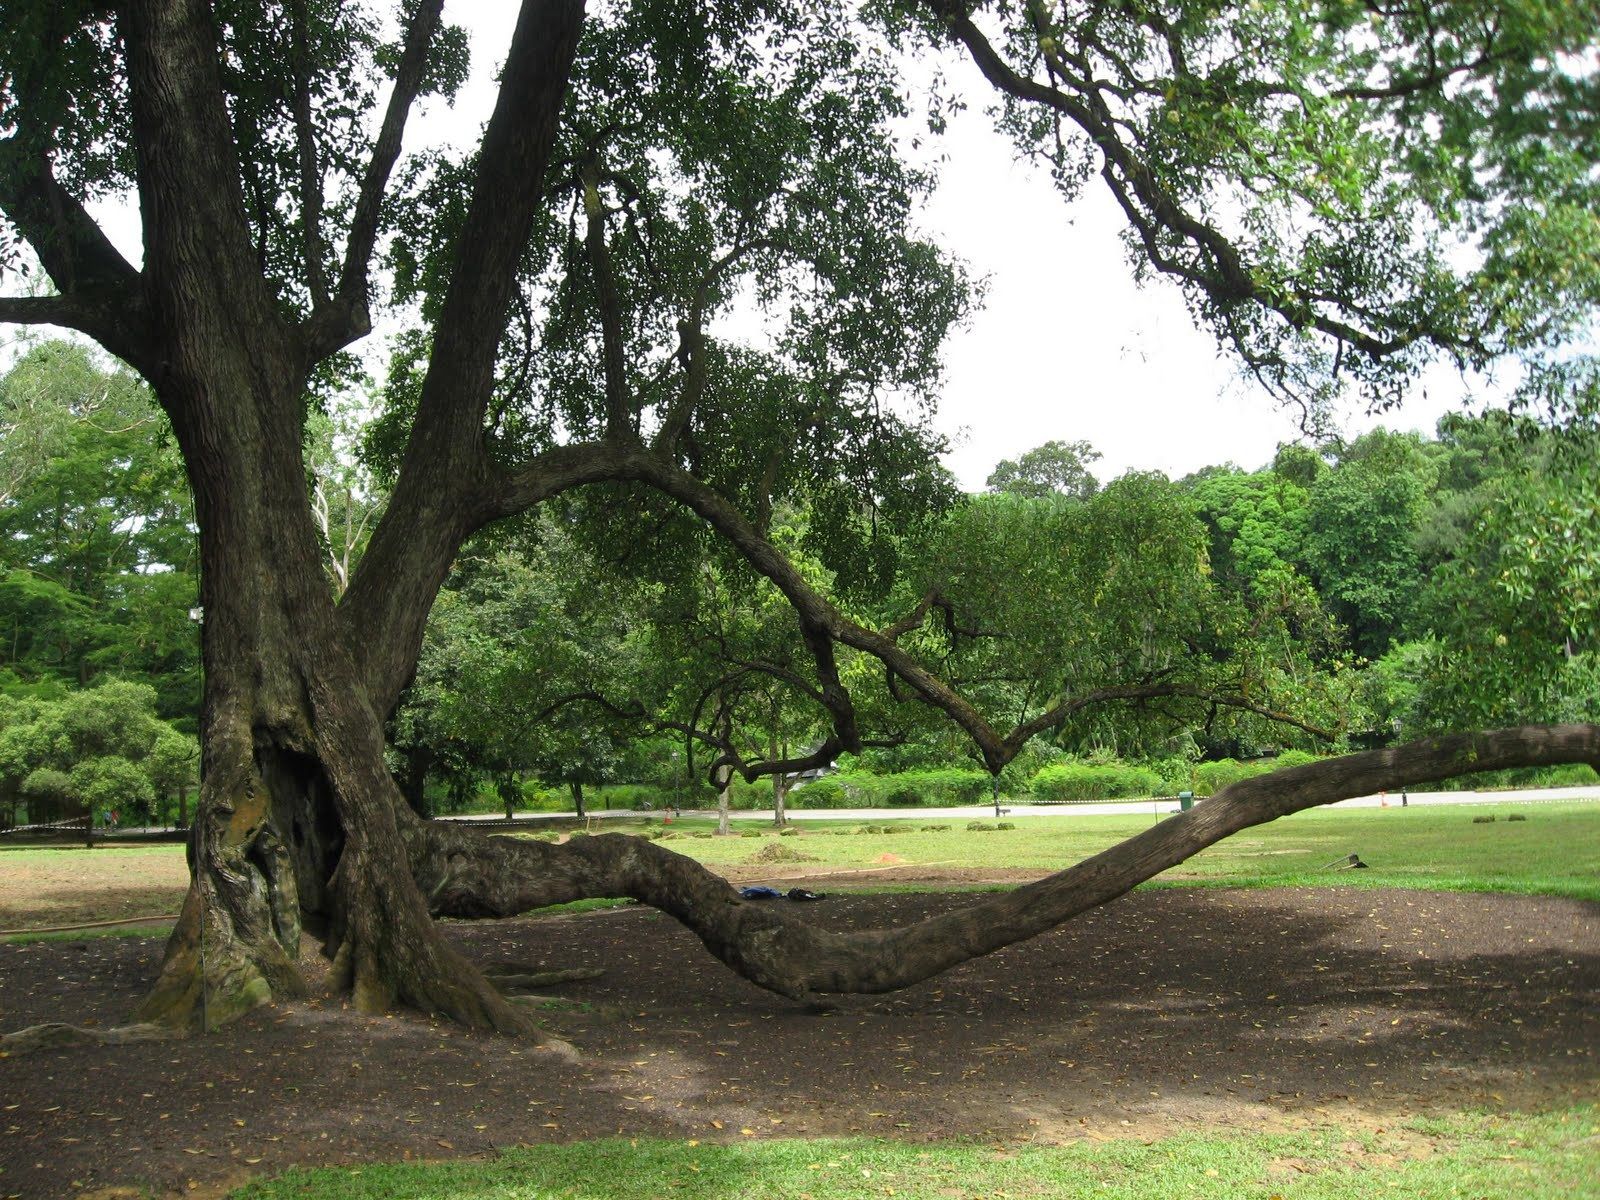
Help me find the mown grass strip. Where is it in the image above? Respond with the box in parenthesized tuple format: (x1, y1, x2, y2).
(228, 1107, 1597, 1199)
(637, 802, 1600, 903)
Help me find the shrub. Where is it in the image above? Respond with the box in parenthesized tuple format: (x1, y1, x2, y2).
(996, 821, 1015, 830)
(778, 826, 800, 837)
(791, 777, 845, 808)
(1411, 762, 1599, 792)
(1193, 759, 1260, 796)
(798, 768, 993, 808)
(1031, 761, 1163, 802)
(966, 821, 996, 831)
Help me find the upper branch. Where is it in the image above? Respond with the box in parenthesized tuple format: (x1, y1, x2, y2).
(340, 0, 586, 707)
(653, 236, 779, 457)
(307, 0, 446, 359)
(287, 0, 330, 309)
(581, 160, 636, 442)
(0, 133, 151, 370)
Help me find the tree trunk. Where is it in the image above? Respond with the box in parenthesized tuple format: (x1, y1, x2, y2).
(570, 780, 586, 821)
(715, 763, 732, 836)
(497, 774, 520, 821)
(392, 748, 431, 817)
(126, 338, 528, 1037)
(772, 772, 789, 828)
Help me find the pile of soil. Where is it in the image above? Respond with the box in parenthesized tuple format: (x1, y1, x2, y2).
(749, 841, 819, 865)
(0, 886, 1595, 1199)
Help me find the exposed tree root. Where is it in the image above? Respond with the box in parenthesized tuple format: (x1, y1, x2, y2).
(483, 965, 606, 992)
(1, 1022, 179, 1057)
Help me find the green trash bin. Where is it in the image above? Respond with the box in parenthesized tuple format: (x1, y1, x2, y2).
(1178, 790, 1194, 811)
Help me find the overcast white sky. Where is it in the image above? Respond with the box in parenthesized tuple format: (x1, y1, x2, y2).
(905, 84, 1479, 489)
(79, 5, 1477, 491)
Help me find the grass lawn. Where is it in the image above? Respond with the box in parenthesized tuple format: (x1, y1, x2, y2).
(4, 803, 1595, 1197)
(0, 843, 190, 933)
(230, 1108, 1598, 1199)
(4, 800, 1596, 940)
(592, 800, 1600, 903)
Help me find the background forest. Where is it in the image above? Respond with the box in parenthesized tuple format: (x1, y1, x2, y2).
(3, 335, 1594, 830)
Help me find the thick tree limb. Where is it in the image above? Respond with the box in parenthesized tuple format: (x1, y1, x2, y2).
(0, 293, 99, 329)
(306, 0, 446, 358)
(0, 136, 151, 370)
(341, 0, 586, 713)
(415, 723, 1600, 1004)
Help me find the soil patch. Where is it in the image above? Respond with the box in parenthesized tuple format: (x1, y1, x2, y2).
(1, 886, 1595, 1199)
(0, 847, 187, 931)
(748, 842, 818, 865)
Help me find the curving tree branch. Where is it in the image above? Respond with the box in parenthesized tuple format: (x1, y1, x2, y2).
(306, 0, 446, 359)
(925, 2, 1493, 376)
(413, 722, 1600, 1004)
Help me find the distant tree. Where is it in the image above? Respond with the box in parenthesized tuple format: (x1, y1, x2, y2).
(895, 476, 1351, 761)
(0, 342, 199, 719)
(1417, 444, 1600, 729)
(1303, 432, 1435, 660)
(0, 681, 198, 828)
(391, 516, 647, 818)
(1186, 467, 1312, 599)
(986, 439, 1101, 500)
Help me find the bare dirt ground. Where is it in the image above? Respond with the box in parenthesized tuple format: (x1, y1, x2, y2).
(1, 882, 1595, 1200)
(0, 847, 188, 932)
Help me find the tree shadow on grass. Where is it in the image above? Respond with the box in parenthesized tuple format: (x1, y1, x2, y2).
(0, 881, 185, 930)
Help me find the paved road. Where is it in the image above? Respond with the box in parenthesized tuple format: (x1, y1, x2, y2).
(444, 784, 1600, 826)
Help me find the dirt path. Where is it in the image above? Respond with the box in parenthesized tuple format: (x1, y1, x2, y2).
(1, 886, 1595, 1199)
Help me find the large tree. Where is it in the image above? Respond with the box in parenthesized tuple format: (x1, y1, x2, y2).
(1, 1, 1596, 1043)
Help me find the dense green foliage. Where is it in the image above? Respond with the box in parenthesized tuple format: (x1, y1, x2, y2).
(2, 0, 1596, 820)
(0, 679, 197, 828)
(5, 340, 1592, 815)
(0, 342, 199, 721)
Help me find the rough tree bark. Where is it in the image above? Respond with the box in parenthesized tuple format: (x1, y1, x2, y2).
(114, 0, 585, 1038)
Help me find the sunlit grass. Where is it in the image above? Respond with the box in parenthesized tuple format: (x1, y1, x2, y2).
(229, 1107, 1599, 1199)
(609, 802, 1600, 902)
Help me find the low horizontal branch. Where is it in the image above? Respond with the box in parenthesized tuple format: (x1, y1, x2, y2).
(411, 722, 1599, 1005)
